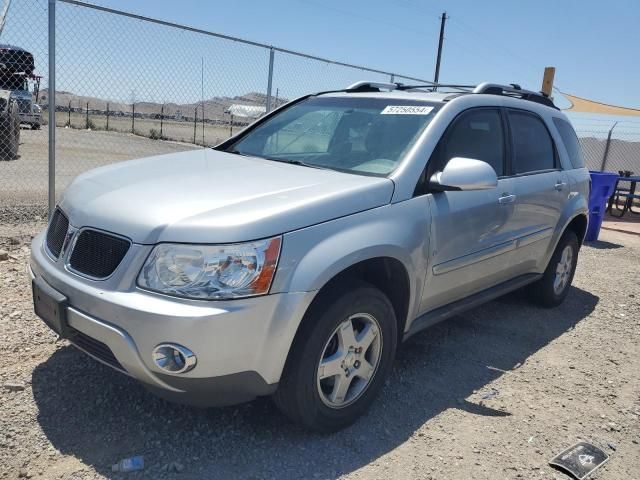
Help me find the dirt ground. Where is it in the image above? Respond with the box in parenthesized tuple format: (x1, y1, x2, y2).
(54, 113, 238, 147)
(0, 126, 198, 206)
(0, 224, 638, 480)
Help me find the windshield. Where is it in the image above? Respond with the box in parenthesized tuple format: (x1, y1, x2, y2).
(0, 73, 28, 91)
(227, 96, 440, 176)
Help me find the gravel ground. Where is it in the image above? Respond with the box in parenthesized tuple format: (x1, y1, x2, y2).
(0, 225, 638, 480)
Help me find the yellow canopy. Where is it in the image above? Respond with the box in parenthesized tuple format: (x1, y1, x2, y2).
(562, 93, 640, 117)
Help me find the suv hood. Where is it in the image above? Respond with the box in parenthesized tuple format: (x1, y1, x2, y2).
(60, 149, 394, 244)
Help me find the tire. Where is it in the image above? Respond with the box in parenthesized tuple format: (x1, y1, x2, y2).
(273, 280, 398, 432)
(0, 102, 20, 160)
(530, 230, 579, 308)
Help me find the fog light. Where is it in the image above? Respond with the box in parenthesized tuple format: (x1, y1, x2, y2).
(152, 344, 196, 374)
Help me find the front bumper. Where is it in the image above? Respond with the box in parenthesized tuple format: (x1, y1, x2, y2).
(29, 231, 316, 406)
(19, 113, 40, 124)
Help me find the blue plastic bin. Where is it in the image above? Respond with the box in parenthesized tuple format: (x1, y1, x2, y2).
(585, 171, 619, 241)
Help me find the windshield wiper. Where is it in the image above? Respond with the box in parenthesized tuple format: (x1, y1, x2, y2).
(226, 148, 249, 156)
(264, 157, 329, 170)
(226, 149, 329, 170)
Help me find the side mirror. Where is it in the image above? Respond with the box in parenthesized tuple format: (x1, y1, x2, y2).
(429, 157, 498, 192)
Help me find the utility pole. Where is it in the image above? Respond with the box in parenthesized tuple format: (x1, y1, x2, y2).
(433, 11, 448, 89)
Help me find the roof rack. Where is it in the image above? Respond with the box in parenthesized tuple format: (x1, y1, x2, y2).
(472, 82, 557, 109)
(344, 81, 558, 109)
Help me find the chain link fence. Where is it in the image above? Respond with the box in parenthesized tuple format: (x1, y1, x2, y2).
(1, 0, 639, 216)
(568, 114, 640, 174)
(0, 0, 430, 213)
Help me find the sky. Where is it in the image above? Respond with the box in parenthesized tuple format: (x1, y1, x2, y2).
(74, 0, 639, 108)
(1, 0, 638, 117)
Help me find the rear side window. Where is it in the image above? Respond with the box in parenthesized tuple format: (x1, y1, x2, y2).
(434, 108, 505, 176)
(553, 117, 585, 169)
(508, 110, 556, 174)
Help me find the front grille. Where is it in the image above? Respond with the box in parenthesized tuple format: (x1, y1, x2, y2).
(68, 327, 125, 372)
(68, 229, 130, 279)
(16, 98, 30, 114)
(45, 209, 69, 259)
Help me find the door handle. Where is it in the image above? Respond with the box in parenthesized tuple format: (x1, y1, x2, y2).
(498, 194, 516, 204)
(554, 181, 567, 191)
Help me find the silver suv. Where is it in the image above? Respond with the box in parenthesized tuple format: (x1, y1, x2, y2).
(30, 82, 589, 432)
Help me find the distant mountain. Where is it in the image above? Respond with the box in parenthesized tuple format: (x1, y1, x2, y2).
(38, 90, 288, 120)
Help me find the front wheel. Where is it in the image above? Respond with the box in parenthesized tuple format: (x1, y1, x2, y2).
(273, 281, 397, 432)
(530, 230, 579, 307)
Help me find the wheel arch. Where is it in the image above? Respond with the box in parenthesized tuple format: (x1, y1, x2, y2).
(565, 213, 588, 246)
(277, 254, 413, 386)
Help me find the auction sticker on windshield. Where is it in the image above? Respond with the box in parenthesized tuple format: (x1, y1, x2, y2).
(381, 105, 434, 115)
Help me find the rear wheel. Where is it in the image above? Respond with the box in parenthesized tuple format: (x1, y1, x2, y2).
(273, 280, 397, 432)
(530, 231, 579, 307)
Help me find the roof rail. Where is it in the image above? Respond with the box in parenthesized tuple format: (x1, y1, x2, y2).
(346, 81, 472, 93)
(346, 81, 401, 92)
(343, 81, 558, 109)
(473, 83, 558, 109)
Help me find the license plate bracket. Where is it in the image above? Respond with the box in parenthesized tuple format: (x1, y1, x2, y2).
(32, 277, 69, 337)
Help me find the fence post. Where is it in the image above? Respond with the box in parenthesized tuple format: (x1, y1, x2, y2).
(160, 104, 164, 137)
(132, 103, 135, 133)
(265, 47, 274, 113)
(230, 114, 233, 137)
(193, 107, 197, 144)
(106, 102, 109, 131)
(390, 74, 395, 83)
(600, 122, 618, 172)
(67, 100, 71, 127)
(47, 0, 56, 218)
(85, 101, 89, 129)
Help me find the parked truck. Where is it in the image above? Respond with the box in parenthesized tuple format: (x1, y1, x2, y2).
(0, 44, 38, 160)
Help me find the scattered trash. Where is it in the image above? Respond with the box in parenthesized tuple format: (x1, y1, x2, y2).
(528, 436, 536, 444)
(112, 456, 144, 473)
(480, 388, 499, 400)
(606, 422, 621, 432)
(607, 442, 617, 451)
(3, 381, 26, 392)
(549, 442, 609, 480)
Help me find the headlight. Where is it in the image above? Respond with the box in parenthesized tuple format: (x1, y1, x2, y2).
(137, 237, 281, 300)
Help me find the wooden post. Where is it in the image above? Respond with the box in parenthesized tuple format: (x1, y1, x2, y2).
(132, 103, 135, 134)
(106, 102, 109, 131)
(67, 100, 71, 127)
(160, 104, 164, 137)
(541, 67, 555, 97)
(85, 101, 89, 129)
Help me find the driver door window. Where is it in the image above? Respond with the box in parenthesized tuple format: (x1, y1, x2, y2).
(436, 108, 505, 176)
